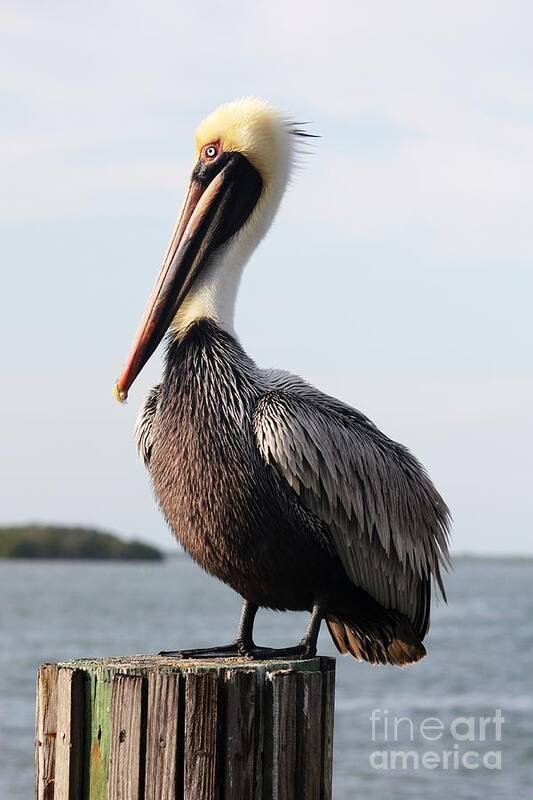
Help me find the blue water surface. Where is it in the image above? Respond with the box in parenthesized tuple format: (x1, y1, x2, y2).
(0, 557, 531, 798)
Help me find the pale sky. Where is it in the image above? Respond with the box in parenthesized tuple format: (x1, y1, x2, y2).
(2, 1, 532, 554)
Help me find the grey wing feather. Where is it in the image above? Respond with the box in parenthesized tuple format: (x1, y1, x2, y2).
(254, 370, 451, 637)
(134, 384, 161, 466)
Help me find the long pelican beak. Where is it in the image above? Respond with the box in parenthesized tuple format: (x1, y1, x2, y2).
(114, 153, 262, 402)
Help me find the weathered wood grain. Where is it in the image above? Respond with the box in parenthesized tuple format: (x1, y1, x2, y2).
(183, 671, 219, 800)
(263, 669, 298, 800)
(296, 670, 322, 800)
(320, 663, 336, 800)
(108, 674, 144, 800)
(35, 654, 336, 800)
(35, 664, 59, 800)
(145, 671, 181, 800)
(86, 668, 113, 800)
(54, 668, 84, 800)
(222, 668, 256, 799)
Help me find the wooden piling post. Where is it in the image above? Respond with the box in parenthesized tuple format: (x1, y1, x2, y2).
(35, 654, 335, 800)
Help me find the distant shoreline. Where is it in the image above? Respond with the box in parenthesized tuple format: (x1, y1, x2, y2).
(453, 553, 533, 562)
(0, 526, 530, 563)
(0, 525, 164, 561)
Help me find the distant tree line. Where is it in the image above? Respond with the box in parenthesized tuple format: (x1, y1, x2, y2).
(0, 525, 164, 561)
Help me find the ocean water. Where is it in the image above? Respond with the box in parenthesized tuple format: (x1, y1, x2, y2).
(0, 557, 531, 798)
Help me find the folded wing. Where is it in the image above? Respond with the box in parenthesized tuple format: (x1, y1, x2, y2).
(253, 371, 451, 639)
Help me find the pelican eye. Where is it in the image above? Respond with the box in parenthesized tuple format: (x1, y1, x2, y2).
(204, 144, 218, 160)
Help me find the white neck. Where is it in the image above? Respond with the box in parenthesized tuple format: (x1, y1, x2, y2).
(172, 139, 293, 337)
(171, 240, 248, 337)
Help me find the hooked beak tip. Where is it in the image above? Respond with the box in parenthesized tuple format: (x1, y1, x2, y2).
(113, 381, 128, 404)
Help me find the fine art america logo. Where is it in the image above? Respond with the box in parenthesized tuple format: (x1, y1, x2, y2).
(369, 709, 505, 771)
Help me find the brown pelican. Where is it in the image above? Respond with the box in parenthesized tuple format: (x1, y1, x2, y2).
(114, 98, 450, 666)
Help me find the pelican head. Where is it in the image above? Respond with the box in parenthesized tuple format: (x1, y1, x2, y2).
(115, 98, 309, 402)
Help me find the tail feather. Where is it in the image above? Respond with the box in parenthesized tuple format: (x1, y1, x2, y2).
(327, 615, 426, 667)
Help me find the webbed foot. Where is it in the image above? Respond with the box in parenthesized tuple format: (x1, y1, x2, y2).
(159, 640, 317, 660)
(241, 642, 317, 660)
(159, 642, 246, 659)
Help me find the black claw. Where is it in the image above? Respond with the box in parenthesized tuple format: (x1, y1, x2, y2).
(159, 643, 242, 659)
(239, 643, 316, 661)
(159, 641, 317, 661)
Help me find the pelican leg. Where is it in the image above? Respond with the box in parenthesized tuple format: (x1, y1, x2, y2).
(242, 600, 324, 660)
(160, 600, 325, 661)
(159, 599, 258, 658)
